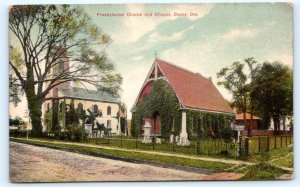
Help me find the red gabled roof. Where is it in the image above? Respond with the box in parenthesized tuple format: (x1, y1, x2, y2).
(156, 59, 234, 114)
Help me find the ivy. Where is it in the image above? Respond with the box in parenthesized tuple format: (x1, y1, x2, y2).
(131, 79, 234, 141)
(131, 79, 181, 139)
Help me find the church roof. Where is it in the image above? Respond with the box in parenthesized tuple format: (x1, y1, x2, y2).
(132, 58, 234, 114)
(57, 87, 119, 103)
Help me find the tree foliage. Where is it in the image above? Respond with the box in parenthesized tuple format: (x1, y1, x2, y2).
(217, 58, 259, 115)
(218, 58, 293, 131)
(9, 5, 122, 135)
(252, 62, 293, 131)
(9, 116, 23, 126)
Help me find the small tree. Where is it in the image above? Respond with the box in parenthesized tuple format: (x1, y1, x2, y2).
(66, 99, 79, 126)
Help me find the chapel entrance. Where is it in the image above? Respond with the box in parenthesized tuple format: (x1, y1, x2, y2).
(152, 112, 161, 134)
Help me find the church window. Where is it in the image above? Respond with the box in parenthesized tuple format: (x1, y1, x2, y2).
(107, 106, 111, 115)
(93, 104, 99, 114)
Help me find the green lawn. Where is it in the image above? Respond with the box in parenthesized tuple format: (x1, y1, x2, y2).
(246, 146, 293, 168)
(240, 163, 286, 180)
(239, 146, 293, 180)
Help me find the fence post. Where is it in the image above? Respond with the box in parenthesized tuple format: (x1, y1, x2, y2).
(281, 136, 283, 147)
(245, 138, 249, 156)
(196, 138, 199, 154)
(275, 136, 277, 149)
(121, 133, 123, 147)
(136, 135, 138, 149)
(258, 137, 261, 153)
(267, 136, 270, 151)
(286, 136, 288, 146)
(152, 136, 155, 150)
(238, 137, 242, 157)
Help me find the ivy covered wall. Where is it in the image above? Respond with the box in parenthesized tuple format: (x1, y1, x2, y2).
(131, 79, 181, 138)
(131, 79, 234, 140)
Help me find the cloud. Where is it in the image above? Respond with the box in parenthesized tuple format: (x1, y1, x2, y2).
(132, 55, 144, 61)
(112, 4, 157, 44)
(146, 25, 194, 45)
(113, 4, 214, 44)
(220, 28, 258, 42)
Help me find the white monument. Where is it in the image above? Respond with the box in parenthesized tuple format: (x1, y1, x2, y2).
(142, 121, 152, 143)
(178, 111, 190, 146)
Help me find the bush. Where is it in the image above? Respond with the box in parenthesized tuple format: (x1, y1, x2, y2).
(9, 129, 28, 137)
(219, 150, 231, 157)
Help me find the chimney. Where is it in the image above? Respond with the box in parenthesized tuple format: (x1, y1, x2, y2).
(208, 77, 212, 81)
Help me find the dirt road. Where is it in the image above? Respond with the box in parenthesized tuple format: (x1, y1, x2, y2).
(9, 141, 209, 182)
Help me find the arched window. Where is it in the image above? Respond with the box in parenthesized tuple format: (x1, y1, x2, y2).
(107, 106, 111, 115)
(93, 104, 99, 114)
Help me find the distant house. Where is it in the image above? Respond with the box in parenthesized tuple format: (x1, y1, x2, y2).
(131, 58, 234, 145)
(235, 112, 261, 130)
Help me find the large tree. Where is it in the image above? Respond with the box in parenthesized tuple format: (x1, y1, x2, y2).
(9, 5, 122, 136)
(217, 58, 260, 135)
(217, 61, 248, 117)
(251, 62, 293, 131)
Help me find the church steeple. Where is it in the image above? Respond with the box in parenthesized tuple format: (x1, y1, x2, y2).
(48, 45, 71, 97)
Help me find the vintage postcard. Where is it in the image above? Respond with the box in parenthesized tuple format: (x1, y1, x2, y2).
(9, 3, 293, 182)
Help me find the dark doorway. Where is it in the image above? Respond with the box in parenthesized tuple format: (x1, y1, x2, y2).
(153, 112, 161, 134)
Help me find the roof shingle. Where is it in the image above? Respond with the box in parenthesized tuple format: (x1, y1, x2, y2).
(58, 87, 119, 103)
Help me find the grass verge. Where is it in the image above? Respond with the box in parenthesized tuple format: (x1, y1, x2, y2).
(10, 138, 233, 172)
(240, 163, 286, 180)
(246, 146, 293, 168)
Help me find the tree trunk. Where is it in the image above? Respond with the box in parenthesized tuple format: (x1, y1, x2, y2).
(272, 115, 280, 133)
(24, 67, 43, 136)
(283, 117, 286, 131)
(249, 99, 254, 136)
(26, 92, 43, 136)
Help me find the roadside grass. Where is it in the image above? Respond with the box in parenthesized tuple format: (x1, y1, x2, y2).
(10, 138, 233, 171)
(246, 146, 293, 168)
(270, 154, 293, 168)
(238, 146, 293, 180)
(240, 163, 286, 180)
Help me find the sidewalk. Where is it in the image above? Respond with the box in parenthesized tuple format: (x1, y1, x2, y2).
(11, 137, 254, 166)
